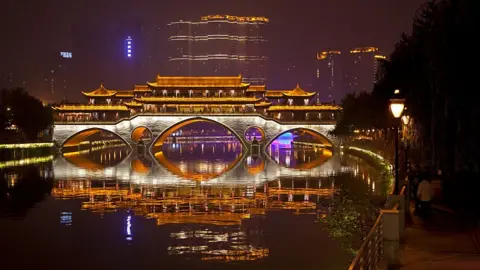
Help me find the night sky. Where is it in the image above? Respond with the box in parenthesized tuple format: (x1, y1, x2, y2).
(1, 0, 425, 101)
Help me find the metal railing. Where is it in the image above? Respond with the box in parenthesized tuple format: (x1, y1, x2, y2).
(348, 185, 406, 270)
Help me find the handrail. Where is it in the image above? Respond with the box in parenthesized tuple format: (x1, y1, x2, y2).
(348, 212, 384, 270)
(348, 185, 406, 270)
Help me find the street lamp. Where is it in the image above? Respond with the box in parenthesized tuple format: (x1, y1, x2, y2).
(401, 110, 411, 175)
(390, 89, 405, 194)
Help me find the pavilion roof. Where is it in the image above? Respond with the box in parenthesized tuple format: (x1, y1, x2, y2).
(147, 74, 250, 88)
(282, 84, 316, 98)
(82, 82, 117, 97)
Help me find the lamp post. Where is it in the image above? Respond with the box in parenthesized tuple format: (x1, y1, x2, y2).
(390, 89, 405, 194)
(402, 112, 411, 176)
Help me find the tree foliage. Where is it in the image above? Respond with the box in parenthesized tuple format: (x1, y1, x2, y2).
(1, 88, 53, 140)
(335, 0, 480, 176)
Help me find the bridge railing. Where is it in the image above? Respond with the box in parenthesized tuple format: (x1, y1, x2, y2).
(54, 113, 336, 126)
(348, 185, 406, 270)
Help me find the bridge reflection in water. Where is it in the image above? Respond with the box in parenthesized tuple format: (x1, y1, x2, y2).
(50, 138, 340, 262)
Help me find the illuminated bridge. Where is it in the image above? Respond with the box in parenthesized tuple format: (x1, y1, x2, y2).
(53, 114, 337, 152)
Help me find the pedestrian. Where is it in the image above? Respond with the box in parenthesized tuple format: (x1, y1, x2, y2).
(417, 175, 434, 217)
(410, 164, 421, 212)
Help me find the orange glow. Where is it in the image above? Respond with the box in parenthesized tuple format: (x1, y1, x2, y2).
(63, 129, 101, 147)
(282, 84, 316, 97)
(200, 15, 269, 23)
(82, 82, 117, 97)
(267, 105, 341, 111)
(254, 101, 272, 107)
(246, 159, 265, 175)
(148, 74, 249, 88)
(350, 47, 379, 53)
(247, 85, 267, 91)
(52, 105, 129, 111)
(131, 126, 150, 143)
(154, 151, 243, 181)
(130, 159, 151, 175)
(153, 118, 242, 147)
(134, 97, 260, 104)
(317, 51, 342, 60)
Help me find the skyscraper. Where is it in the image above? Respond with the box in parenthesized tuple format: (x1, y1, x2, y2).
(344, 47, 381, 95)
(167, 15, 269, 85)
(316, 51, 342, 102)
(315, 47, 386, 102)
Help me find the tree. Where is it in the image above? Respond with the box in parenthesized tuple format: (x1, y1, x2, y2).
(3, 88, 53, 141)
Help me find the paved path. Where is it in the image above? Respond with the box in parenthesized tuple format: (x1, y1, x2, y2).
(397, 203, 480, 269)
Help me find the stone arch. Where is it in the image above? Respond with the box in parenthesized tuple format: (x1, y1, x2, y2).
(150, 117, 247, 149)
(244, 126, 266, 143)
(61, 127, 131, 150)
(265, 127, 334, 150)
(131, 126, 153, 143)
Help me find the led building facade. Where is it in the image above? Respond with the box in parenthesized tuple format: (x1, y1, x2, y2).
(125, 36, 133, 58)
(167, 15, 269, 85)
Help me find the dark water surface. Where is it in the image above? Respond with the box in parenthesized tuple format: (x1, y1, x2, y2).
(0, 143, 389, 270)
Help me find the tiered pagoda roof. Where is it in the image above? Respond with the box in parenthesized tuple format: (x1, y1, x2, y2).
(265, 84, 316, 98)
(282, 84, 316, 98)
(82, 83, 116, 98)
(147, 74, 250, 89)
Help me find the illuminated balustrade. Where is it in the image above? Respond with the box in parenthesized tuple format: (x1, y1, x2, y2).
(0, 155, 54, 169)
(0, 142, 54, 149)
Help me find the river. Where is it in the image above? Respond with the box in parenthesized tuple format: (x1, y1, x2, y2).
(0, 141, 389, 270)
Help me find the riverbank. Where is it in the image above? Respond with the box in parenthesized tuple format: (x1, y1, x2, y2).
(0, 142, 54, 161)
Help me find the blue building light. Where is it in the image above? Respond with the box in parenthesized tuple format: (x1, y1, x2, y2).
(125, 36, 133, 58)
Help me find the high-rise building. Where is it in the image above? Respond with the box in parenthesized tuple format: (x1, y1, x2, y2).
(344, 47, 381, 95)
(316, 51, 342, 102)
(43, 51, 73, 102)
(167, 15, 269, 85)
(315, 47, 386, 102)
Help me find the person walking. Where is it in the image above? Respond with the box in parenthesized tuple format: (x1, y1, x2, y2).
(417, 176, 434, 217)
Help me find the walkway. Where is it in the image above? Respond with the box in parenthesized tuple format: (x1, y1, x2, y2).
(396, 202, 480, 269)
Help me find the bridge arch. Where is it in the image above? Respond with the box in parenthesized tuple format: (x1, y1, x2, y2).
(150, 117, 248, 149)
(131, 126, 153, 144)
(61, 127, 132, 150)
(244, 126, 266, 143)
(265, 127, 334, 149)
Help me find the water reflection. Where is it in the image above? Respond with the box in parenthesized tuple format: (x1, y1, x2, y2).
(155, 142, 244, 181)
(0, 140, 391, 269)
(0, 164, 53, 217)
